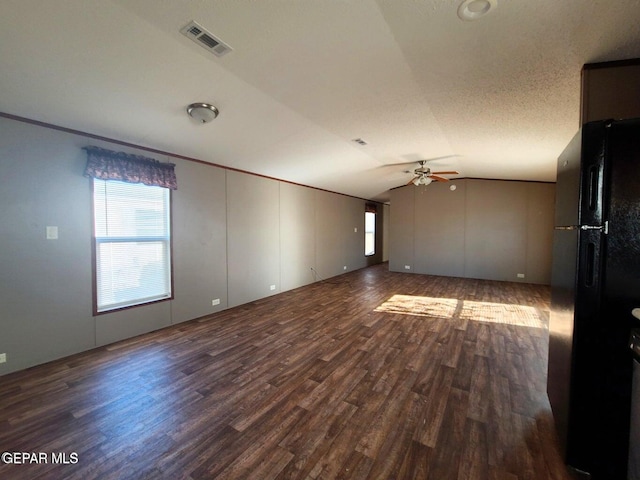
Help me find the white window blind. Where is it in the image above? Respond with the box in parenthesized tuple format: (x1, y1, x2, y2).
(93, 179, 171, 312)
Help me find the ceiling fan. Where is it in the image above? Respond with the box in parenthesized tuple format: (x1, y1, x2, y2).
(405, 160, 459, 186)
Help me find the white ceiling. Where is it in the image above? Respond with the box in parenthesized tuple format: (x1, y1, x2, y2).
(1, 0, 640, 202)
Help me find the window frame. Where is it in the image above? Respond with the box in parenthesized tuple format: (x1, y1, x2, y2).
(90, 178, 174, 315)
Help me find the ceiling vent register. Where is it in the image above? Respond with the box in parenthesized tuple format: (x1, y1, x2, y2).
(180, 21, 232, 57)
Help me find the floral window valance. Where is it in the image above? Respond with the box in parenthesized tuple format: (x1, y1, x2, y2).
(83, 146, 177, 190)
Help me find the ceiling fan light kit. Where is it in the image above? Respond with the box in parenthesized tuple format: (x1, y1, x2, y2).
(186, 103, 219, 123)
(405, 160, 459, 187)
(413, 176, 432, 186)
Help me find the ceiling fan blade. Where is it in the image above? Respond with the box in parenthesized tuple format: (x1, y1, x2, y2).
(430, 175, 450, 182)
(431, 171, 459, 175)
(381, 155, 460, 169)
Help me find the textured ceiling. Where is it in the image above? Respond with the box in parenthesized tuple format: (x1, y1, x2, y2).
(1, 0, 640, 202)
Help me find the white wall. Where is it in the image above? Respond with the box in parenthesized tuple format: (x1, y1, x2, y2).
(0, 116, 384, 375)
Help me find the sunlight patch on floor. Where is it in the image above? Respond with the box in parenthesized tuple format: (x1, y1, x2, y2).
(374, 294, 545, 328)
(374, 294, 457, 318)
(460, 300, 545, 328)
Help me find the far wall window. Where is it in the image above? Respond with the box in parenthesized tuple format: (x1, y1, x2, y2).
(365, 210, 376, 256)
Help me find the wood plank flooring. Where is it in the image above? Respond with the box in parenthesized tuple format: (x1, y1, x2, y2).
(0, 263, 574, 479)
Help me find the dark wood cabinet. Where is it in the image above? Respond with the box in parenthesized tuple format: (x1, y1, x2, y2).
(581, 58, 640, 124)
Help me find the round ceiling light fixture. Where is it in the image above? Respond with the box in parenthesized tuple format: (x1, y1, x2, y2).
(186, 103, 219, 123)
(457, 0, 497, 21)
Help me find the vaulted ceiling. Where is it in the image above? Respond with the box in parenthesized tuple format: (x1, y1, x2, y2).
(2, 0, 640, 202)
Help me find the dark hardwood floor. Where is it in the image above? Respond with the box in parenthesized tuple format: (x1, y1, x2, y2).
(0, 263, 573, 479)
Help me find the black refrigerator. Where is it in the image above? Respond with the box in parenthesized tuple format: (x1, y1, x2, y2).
(548, 117, 640, 478)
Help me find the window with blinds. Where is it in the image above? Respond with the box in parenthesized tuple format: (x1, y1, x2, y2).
(92, 179, 172, 313)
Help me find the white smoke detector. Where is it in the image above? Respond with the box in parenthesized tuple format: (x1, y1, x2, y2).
(457, 0, 497, 21)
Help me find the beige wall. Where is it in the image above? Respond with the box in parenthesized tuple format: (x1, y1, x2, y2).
(280, 182, 317, 291)
(388, 185, 415, 273)
(389, 179, 555, 284)
(314, 190, 369, 280)
(415, 180, 466, 277)
(382, 204, 390, 262)
(0, 116, 384, 375)
(227, 171, 281, 307)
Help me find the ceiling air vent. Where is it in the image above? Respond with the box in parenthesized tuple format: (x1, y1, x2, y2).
(180, 21, 232, 57)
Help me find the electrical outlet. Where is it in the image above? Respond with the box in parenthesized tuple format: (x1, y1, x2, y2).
(270, 285, 276, 291)
(354, 227, 358, 233)
(517, 273, 525, 278)
(46, 226, 58, 240)
(211, 299, 220, 306)
(0, 353, 6, 364)
(404, 265, 411, 270)
(343, 265, 347, 270)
